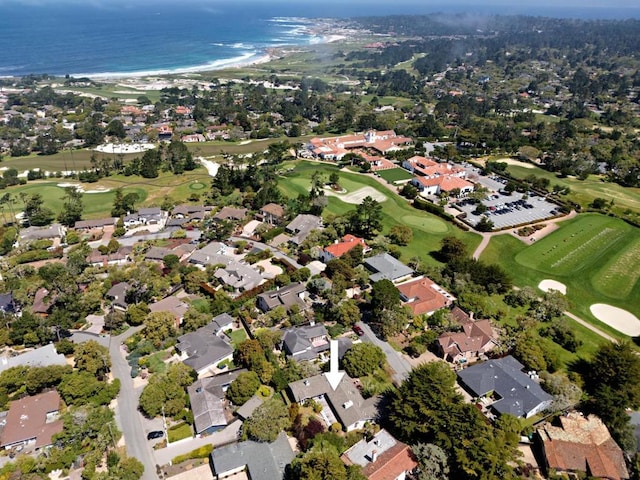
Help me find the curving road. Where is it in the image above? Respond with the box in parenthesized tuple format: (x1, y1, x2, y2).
(72, 326, 159, 480)
(355, 321, 412, 385)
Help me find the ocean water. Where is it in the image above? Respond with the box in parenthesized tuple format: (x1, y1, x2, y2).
(0, 1, 638, 78)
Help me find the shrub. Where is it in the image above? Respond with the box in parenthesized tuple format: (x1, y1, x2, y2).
(172, 445, 213, 465)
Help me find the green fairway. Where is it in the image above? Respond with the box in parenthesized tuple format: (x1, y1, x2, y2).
(278, 160, 481, 265)
(481, 213, 640, 337)
(376, 168, 414, 184)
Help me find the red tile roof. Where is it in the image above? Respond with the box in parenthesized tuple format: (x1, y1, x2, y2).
(397, 277, 454, 316)
(324, 234, 368, 258)
(362, 444, 417, 480)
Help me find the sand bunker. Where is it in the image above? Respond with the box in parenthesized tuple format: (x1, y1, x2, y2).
(56, 183, 110, 194)
(538, 279, 567, 295)
(199, 158, 220, 177)
(494, 158, 536, 169)
(95, 143, 155, 154)
(324, 186, 387, 204)
(590, 304, 640, 336)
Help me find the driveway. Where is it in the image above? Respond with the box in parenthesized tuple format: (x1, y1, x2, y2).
(229, 236, 303, 269)
(355, 321, 412, 385)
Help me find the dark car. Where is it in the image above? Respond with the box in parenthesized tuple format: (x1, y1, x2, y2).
(147, 431, 164, 440)
(353, 325, 364, 336)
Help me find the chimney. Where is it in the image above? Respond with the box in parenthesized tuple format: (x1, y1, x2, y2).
(371, 450, 378, 463)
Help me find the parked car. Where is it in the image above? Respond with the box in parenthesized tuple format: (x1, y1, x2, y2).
(353, 325, 364, 336)
(147, 431, 164, 440)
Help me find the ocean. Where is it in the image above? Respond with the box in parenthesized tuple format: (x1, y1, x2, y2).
(0, 1, 638, 78)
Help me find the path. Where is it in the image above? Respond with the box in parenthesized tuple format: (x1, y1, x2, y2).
(564, 311, 616, 343)
(356, 321, 412, 385)
(472, 210, 578, 259)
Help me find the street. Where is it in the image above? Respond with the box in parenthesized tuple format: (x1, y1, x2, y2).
(355, 321, 412, 385)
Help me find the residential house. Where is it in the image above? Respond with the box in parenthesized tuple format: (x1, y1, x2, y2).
(19, 223, 66, 245)
(123, 207, 166, 228)
(144, 243, 195, 263)
(438, 316, 498, 364)
(288, 373, 379, 432)
(187, 369, 245, 434)
(341, 429, 417, 480)
(208, 313, 235, 335)
(73, 218, 117, 232)
(148, 296, 189, 326)
(188, 241, 228, 267)
(214, 262, 264, 293)
(0, 344, 67, 374)
(211, 431, 295, 480)
(457, 356, 553, 418)
(320, 234, 369, 263)
(106, 282, 132, 311)
(282, 324, 330, 361)
(0, 293, 16, 314)
(537, 412, 629, 480)
(257, 282, 308, 313)
(32, 288, 55, 316)
(285, 214, 323, 246)
(397, 277, 455, 316)
(364, 253, 414, 284)
(171, 204, 213, 221)
(213, 206, 248, 222)
(176, 320, 234, 376)
(257, 203, 285, 226)
(86, 246, 132, 268)
(0, 390, 63, 450)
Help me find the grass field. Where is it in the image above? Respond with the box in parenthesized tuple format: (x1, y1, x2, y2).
(505, 163, 640, 218)
(481, 213, 640, 337)
(277, 160, 481, 265)
(376, 168, 414, 184)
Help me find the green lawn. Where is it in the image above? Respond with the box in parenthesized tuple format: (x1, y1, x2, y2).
(376, 168, 414, 184)
(278, 161, 481, 266)
(228, 329, 247, 348)
(167, 422, 192, 442)
(506, 164, 640, 218)
(480, 213, 640, 338)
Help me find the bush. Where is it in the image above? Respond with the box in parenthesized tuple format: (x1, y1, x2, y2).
(167, 422, 192, 442)
(171, 444, 213, 464)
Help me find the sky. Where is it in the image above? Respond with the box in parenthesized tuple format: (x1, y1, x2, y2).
(0, 0, 638, 5)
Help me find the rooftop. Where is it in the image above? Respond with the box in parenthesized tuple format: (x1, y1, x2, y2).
(397, 276, 455, 316)
(0, 390, 63, 449)
(364, 253, 414, 283)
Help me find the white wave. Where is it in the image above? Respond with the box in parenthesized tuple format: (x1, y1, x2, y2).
(211, 42, 225, 46)
(230, 42, 253, 49)
(72, 51, 269, 79)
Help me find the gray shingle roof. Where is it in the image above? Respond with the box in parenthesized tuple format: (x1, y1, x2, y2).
(364, 253, 414, 283)
(187, 369, 245, 434)
(177, 322, 233, 373)
(282, 324, 329, 361)
(257, 282, 307, 312)
(0, 344, 67, 373)
(211, 431, 294, 480)
(457, 356, 553, 418)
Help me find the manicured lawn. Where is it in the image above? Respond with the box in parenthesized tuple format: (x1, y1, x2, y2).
(376, 168, 414, 184)
(480, 213, 640, 338)
(278, 160, 481, 266)
(167, 422, 192, 443)
(506, 164, 640, 218)
(228, 329, 247, 348)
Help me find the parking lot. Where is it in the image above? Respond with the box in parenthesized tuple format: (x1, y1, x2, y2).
(456, 189, 560, 230)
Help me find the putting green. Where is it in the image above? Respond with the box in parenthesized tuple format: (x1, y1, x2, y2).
(401, 214, 448, 234)
(189, 182, 206, 190)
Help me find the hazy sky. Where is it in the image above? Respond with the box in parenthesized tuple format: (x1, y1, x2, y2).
(0, 0, 638, 5)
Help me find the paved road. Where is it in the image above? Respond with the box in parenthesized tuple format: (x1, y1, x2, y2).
(153, 420, 241, 467)
(230, 236, 303, 269)
(72, 326, 159, 480)
(356, 321, 412, 385)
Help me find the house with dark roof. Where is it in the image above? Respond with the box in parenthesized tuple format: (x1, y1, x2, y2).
(457, 356, 553, 418)
(320, 234, 369, 263)
(19, 224, 66, 245)
(73, 217, 117, 231)
(0, 390, 63, 450)
(176, 320, 234, 376)
(32, 288, 55, 316)
(397, 276, 455, 316)
(257, 203, 285, 225)
(364, 253, 414, 284)
(257, 282, 308, 313)
(209, 313, 235, 336)
(285, 214, 323, 246)
(341, 429, 417, 480)
(537, 412, 629, 480)
(282, 324, 330, 361)
(211, 431, 294, 480)
(106, 282, 132, 311)
(0, 293, 16, 314)
(187, 370, 244, 435)
(288, 373, 379, 432)
(86, 246, 132, 268)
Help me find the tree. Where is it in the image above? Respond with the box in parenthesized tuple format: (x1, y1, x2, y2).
(243, 397, 292, 442)
(289, 448, 366, 480)
(143, 311, 177, 347)
(227, 371, 260, 406)
(139, 363, 194, 418)
(336, 299, 361, 327)
(412, 443, 449, 480)
(389, 225, 413, 246)
(342, 343, 385, 378)
(475, 216, 494, 232)
(74, 340, 110, 378)
(349, 196, 382, 238)
(24, 193, 55, 226)
(234, 339, 265, 369)
(438, 236, 467, 263)
(371, 279, 400, 312)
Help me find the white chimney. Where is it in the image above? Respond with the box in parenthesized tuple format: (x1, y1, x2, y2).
(371, 450, 378, 463)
